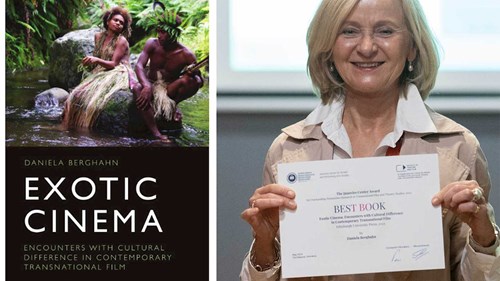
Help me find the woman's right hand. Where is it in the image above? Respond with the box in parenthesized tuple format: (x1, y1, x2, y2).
(241, 184, 296, 243)
(82, 55, 99, 66)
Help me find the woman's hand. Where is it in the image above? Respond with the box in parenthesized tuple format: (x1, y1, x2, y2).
(82, 56, 99, 66)
(241, 184, 296, 267)
(432, 180, 496, 247)
(241, 184, 296, 240)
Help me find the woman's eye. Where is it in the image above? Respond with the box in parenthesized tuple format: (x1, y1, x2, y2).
(375, 28, 394, 37)
(341, 28, 360, 37)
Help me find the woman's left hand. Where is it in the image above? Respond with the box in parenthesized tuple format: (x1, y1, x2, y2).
(432, 180, 496, 247)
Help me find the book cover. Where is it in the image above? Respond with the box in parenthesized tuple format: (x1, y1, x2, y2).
(4, 1, 210, 280)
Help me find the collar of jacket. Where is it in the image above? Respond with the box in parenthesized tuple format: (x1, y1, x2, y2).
(281, 105, 465, 141)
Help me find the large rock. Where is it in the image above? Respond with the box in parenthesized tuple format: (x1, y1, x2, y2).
(34, 87, 69, 107)
(48, 28, 99, 90)
(48, 28, 139, 91)
(94, 90, 182, 136)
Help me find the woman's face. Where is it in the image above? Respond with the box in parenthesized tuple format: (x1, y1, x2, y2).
(108, 14, 125, 34)
(332, 0, 415, 96)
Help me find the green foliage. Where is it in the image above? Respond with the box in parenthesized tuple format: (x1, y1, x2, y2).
(85, 0, 151, 32)
(134, 0, 209, 61)
(6, 0, 92, 72)
(130, 37, 149, 54)
(5, 32, 32, 72)
(178, 84, 209, 133)
(181, 10, 209, 62)
(6, 0, 209, 74)
(76, 57, 93, 77)
(91, 0, 209, 73)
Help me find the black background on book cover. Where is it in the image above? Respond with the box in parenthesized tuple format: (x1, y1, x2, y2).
(6, 147, 209, 280)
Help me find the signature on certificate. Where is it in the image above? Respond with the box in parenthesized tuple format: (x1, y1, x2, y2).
(412, 248, 429, 260)
(391, 247, 430, 262)
(391, 249, 402, 262)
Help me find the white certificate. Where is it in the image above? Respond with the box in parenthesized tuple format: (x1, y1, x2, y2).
(278, 154, 444, 278)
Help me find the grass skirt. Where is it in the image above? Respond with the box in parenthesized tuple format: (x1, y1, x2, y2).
(63, 64, 132, 128)
(152, 77, 176, 121)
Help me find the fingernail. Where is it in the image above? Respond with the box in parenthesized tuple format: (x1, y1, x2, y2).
(288, 200, 296, 208)
(287, 190, 295, 197)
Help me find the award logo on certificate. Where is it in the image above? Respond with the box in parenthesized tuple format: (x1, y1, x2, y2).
(278, 154, 445, 278)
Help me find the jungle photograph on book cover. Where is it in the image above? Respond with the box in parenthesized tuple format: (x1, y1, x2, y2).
(5, 0, 209, 280)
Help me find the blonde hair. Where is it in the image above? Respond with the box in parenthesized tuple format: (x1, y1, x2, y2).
(307, 0, 441, 104)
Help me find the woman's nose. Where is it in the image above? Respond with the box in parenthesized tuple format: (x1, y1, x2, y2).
(357, 33, 377, 56)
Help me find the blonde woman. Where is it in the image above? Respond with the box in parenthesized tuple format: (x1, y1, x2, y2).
(240, 0, 499, 280)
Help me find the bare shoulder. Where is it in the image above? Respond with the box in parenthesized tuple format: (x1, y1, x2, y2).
(141, 38, 159, 53)
(178, 43, 197, 62)
(94, 32, 102, 42)
(145, 38, 159, 48)
(117, 35, 129, 47)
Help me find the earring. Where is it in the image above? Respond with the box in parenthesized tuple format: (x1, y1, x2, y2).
(329, 63, 335, 73)
(408, 61, 414, 72)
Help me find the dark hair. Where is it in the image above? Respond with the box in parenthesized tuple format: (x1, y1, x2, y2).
(102, 6, 132, 38)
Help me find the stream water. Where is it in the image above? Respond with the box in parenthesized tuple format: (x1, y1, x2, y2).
(5, 69, 209, 147)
